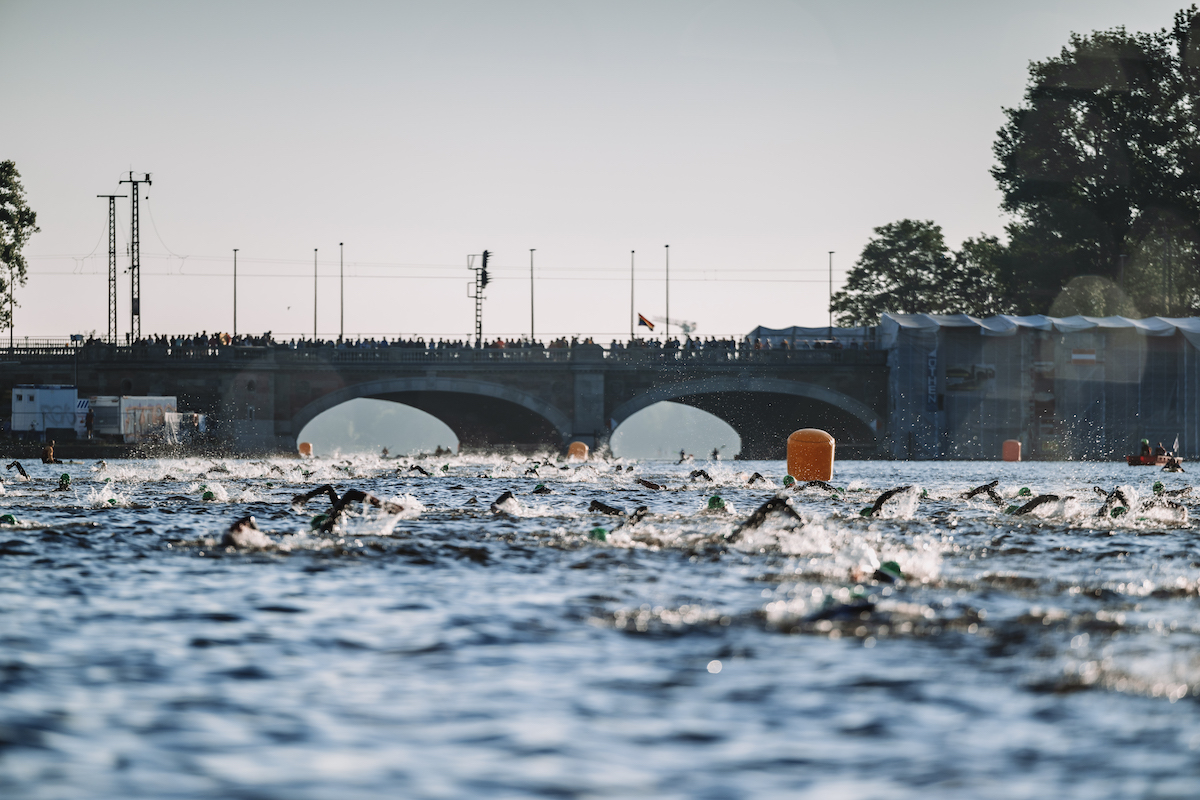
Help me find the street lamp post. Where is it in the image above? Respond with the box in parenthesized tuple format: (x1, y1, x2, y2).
(530, 248, 535, 342)
(828, 250, 835, 338)
(232, 249, 238, 337)
(664, 244, 670, 342)
(630, 250, 635, 340)
(313, 248, 318, 340)
(339, 242, 344, 342)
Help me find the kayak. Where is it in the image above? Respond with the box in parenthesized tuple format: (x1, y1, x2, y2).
(1126, 454, 1182, 466)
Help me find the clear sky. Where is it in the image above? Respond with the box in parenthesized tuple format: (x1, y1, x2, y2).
(2, 0, 1190, 343)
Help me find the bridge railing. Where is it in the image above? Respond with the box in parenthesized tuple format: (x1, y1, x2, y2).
(605, 348, 886, 365)
(0, 343, 888, 366)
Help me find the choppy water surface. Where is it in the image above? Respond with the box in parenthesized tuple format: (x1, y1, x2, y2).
(2, 454, 1200, 799)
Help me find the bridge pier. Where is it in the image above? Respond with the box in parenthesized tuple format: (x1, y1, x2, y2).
(570, 345, 607, 449)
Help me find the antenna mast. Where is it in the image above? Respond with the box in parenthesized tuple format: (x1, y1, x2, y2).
(118, 172, 151, 341)
(97, 194, 126, 344)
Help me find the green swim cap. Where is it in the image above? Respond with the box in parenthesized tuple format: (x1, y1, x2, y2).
(0, 514, 15, 525)
(311, 514, 328, 530)
(782, 476, 796, 487)
(1153, 481, 1165, 495)
(878, 560, 904, 581)
(59, 473, 70, 483)
(589, 527, 608, 541)
(202, 491, 215, 501)
(1018, 487, 1031, 496)
(708, 495, 725, 510)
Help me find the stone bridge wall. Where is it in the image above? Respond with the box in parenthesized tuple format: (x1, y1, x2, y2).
(0, 344, 889, 458)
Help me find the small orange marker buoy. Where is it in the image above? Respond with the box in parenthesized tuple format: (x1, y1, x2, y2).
(567, 441, 589, 462)
(787, 429, 835, 481)
(298, 441, 313, 457)
(1002, 439, 1021, 462)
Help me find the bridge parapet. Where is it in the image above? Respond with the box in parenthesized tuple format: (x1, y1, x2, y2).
(0, 343, 888, 368)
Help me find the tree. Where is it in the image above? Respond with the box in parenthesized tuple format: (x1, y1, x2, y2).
(992, 6, 1200, 314)
(0, 161, 39, 332)
(830, 220, 1011, 326)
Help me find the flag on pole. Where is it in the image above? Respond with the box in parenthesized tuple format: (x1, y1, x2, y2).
(637, 313, 654, 331)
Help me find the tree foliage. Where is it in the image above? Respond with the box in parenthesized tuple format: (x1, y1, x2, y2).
(830, 220, 1011, 326)
(992, 6, 1200, 314)
(0, 161, 39, 329)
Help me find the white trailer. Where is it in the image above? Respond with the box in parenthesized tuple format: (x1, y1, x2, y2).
(117, 396, 177, 442)
(11, 385, 80, 436)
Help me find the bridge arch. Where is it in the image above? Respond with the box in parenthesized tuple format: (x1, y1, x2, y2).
(292, 377, 573, 451)
(611, 377, 882, 459)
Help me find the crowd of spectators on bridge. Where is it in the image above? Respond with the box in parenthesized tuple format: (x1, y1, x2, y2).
(78, 331, 871, 353)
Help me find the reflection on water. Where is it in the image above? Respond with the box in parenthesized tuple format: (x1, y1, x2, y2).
(1, 454, 1199, 798)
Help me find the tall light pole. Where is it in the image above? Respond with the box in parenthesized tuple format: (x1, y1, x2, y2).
(339, 242, 344, 342)
(313, 248, 318, 340)
(828, 250, 835, 337)
(232, 248, 238, 337)
(664, 244, 670, 342)
(529, 248, 535, 342)
(630, 250, 635, 340)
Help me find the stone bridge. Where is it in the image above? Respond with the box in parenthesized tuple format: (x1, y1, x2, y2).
(0, 343, 888, 458)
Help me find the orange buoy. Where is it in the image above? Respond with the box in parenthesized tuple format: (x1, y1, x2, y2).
(567, 441, 589, 461)
(1002, 439, 1021, 462)
(787, 429, 835, 481)
(298, 441, 313, 457)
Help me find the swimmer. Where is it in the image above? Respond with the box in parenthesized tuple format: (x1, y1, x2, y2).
(635, 478, 664, 491)
(802, 480, 840, 493)
(221, 515, 266, 548)
(408, 465, 432, 476)
(525, 467, 539, 476)
(1095, 487, 1130, 517)
(747, 473, 767, 486)
(490, 491, 518, 513)
(864, 485, 914, 517)
(318, 488, 404, 532)
(531, 484, 552, 495)
(728, 497, 803, 540)
(292, 484, 403, 532)
(612, 505, 649, 530)
(292, 484, 340, 508)
(5, 461, 29, 480)
(1138, 495, 1186, 514)
(1013, 494, 1063, 515)
(588, 499, 626, 516)
(41, 441, 62, 464)
(689, 469, 712, 482)
(963, 480, 1003, 505)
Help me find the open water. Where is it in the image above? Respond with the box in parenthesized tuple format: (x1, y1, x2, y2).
(1, 454, 1199, 799)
